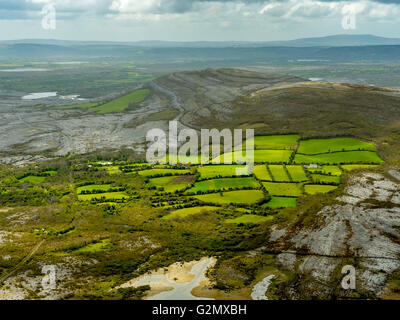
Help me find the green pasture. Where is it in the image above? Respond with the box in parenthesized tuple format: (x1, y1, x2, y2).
(240, 135, 300, 150)
(263, 196, 297, 208)
(193, 190, 265, 205)
(269, 165, 290, 182)
(77, 184, 112, 194)
(186, 177, 260, 193)
(77, 192, 129, 201)
(294, 151, 383, 165)
(304, 185, 338, 195)
(310, 174, 341, 185)
(262, 182, 303, 197)
(341, 164, 380, 171)
(214, 150, 293, 164)
(19, 176, 46, 184)
(307, 165, 342, 176)
(297, 137, 376, 154)
(148, 175, 194, 193)
(253, 165, 273, 181)
(91, 89, 150, 114)
(286, 165, 309, 182)
(197, 165, 248, 179)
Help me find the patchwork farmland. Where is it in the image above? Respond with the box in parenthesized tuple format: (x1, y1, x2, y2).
(75, 135, 383, 223)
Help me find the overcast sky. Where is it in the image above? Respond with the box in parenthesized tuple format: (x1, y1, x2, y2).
(1, 0, 400, 41)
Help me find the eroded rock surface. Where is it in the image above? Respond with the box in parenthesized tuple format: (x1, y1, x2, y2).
(275, 172, 400, 298)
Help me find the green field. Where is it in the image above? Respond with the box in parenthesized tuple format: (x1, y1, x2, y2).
(242, 135, 300, 150)
(197, 165, 248, 179)
(253, 165, 273, 181)
(54, 102, 100, 110)
(137, 168, 191, 177)
(225, 214, 273, 224)
(341, 164, 380, 171)
(77, 192, 129, 201)
(19, 175, 46, 184)
(310, 174, 341, 185)
(186, 177, 260, 193)
(263, 196, 297, 208)
(75, 239, 112, 253)
(269, 165, 290, 182)
(214, 150, 293, 164)
(77, 184, 113, 194)
(304, 185, 338, 195)
(162, 206, 219, 220)
(148, 175, 194, 193)
(307, 165, 342, 176)
(91, 89, 150, 114)
(286, 165, 309, 182)
(194, 190, 265, 205)
(262, 182, 303, 197)
(297, 137, 376, 154)
(294, 151, 383, 165)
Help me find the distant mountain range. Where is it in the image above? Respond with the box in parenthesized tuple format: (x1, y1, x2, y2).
(3, 34, 400, 48)
(1, 34, 400, 62)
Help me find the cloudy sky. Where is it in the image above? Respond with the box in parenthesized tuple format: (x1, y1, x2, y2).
(1, 0, 400, 41)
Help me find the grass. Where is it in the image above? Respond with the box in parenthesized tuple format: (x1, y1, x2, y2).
(186, 177, 260, 193)
(269, 165, 290, 182)
(225, 215, 273, 224)
(75, 239, 112, 253)
(54, 102, 100, 110)
(307, 165, 342, 176)
(263, 196, 297, 208)
(341, 164, 380, 171)
(286, 165, 309, 182)
(77, 192, 129, 201)
(137, 168, 191, 177)
(197, 165, 249, 179)
(310, 174, 341, 185)
(241, 135, 300, 150)
(253, 165, 273, 181)
(214, 150, 293, 164)
(19, 176, 46, 184)
(297, 137, 376, 154)
(162, 206, 219, 220)
(262, 182, 303, 197)
(294, 151, 383, 165)
(148, 175, 194, 193)
(76, 184, 112, 194)
(304, 185, 338, 195)
(193, 190, 265, 205)
(91, 89, 150, 114)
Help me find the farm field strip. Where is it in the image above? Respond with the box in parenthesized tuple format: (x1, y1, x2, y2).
(294, 151, 383, 165)
(197, 165, 249, 179)
(186, 177, 260, 194)
(297, 137, 376, 154)
(236, 134, 300, 150)
(263, 196, 297, 208)
(304, 185, 338, 195)
(262, 182, 303, 197)
(310, 174, 341, 185)
(193, 190, 265, 205)
(148, 175, 194, 193)
(253, 165, 273, 181)
(269, 165, 291, 182)
(286, 165, 309, 182)
(307, 165, 342, 176)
